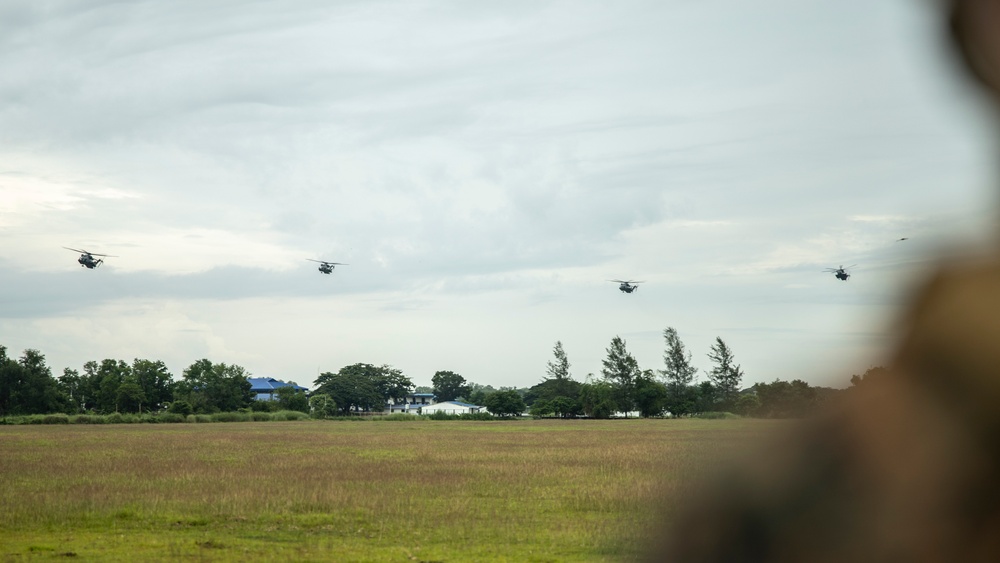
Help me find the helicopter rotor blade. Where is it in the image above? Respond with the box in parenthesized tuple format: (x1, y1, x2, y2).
(63, 247, 88, 254)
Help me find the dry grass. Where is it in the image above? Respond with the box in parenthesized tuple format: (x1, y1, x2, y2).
(0, 418, 780, 561)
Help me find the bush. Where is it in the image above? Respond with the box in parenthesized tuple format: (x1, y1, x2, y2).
(272, 410, 308, 421)
(42, 414, 70, 424)
(251, 412, 272, 422)
(192, 414, 213, 423)
(121, 414, 139, 424)
(159, 413, 186, 423)
(167, 400, 194, 417)
(692, 411, 740, 419)
(105, 412, 124, 424)
(211, 412, 248, 423)
(459, 412, 495, 421)
(251, 400, 273, 412)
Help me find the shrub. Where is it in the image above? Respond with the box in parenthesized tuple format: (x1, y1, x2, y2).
(459, 412, 494, 421)
(193, 414, 213, 423)
(105, 412, 124, 424)
(167, 400, 194, 417)
(42, 414, 70, 424)
(159, 413, 185, 423)
(251, 400, 273, 413)
(120, 414, 139, 424)
(272, 410, 308, 421)
(211, 412, 248, 423)
(692, 411, 740, 419)
(251, 412, 272, 422)
(71, 415, 95, 424)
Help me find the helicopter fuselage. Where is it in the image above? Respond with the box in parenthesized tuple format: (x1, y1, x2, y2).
(78, 254, 102, 269)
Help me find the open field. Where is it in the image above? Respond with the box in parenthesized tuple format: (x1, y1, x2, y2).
(0, 419, 783, 562)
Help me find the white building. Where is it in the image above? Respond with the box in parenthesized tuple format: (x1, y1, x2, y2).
(420, 401, 485, 415)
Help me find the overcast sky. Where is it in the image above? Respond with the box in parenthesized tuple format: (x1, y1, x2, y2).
(1, 0, 997, 391)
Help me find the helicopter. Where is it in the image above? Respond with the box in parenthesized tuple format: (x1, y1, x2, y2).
(824, 265, 855, 281)
(63, 247, 116, 269)
(610, 279, 643, 293)
(307, 259, 348, 274)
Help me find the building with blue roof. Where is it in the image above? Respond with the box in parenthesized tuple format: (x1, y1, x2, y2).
(248, 377, 308, 401)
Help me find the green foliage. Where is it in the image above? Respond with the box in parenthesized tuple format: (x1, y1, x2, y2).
(116, 379, 146, 413)
(168, 400, 194, 416)
(274, 386, 309, 413)
(465, 383, 497, 407)
(174, 360, 253, 413)
(211, 412, 249, 423)
(751, 379, 825, 418)
(250, 399, 273, 412)
(661, 328, 700, 416)
(483, 389, 525, 417)
(0, 347, 71, 416)
(158, 413, 186, 423)
(308, 393, 338, 419)
(431, 370, 469, 402)
(850, 366, 890, 387)
(579, 381, 617, 419)
(315, 363, 411, 414)
(691, 411, 741, 419)
(707, 337, 744, 408)
(130, 359, 174, 411)
(601, 336, 640, 415)
(633, 371, 668, 417)
(271, 410, 309, 421)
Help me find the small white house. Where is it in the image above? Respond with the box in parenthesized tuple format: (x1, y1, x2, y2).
(420, 401, 485, 415)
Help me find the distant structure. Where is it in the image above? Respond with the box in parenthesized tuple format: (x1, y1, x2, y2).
(386, 392, 435, 414)
(248, 377, 308, 401)
(420, 401, 486, 416)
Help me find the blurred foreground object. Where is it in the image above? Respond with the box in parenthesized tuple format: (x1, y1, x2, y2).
(652, 1, 1000, 560)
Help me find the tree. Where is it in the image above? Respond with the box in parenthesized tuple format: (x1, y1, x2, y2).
(309, 393, 338, 419)
(661, 327, 698, 387)
(0, 347, 70, 416)
(432, 370, 470, 402)
(483, 389, 525, 417)
(275, 385, 309, 413)
(116, 378, 146, 413)
(175, 359, 253, 413)
(131, 359, 174, 411)
(706, 337, 744, 409)
(634, 370, 668, 418)
(579, 381, 617, 419)
(660, 328, 700, 416)
(465, 382, 497, 406)
(314, 367, 384, 414)
(601, 336, 641, 416)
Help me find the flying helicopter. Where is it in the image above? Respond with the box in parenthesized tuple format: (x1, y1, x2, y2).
(824, 265, 855, 281)
(307, 259, 348, 274)
(63, 247, 116, 269)
(610, 279, 643, 293)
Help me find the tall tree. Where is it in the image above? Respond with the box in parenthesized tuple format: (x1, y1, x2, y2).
(661, 327, 700, 416)
(661, 328, 698, 387)
(601, 336, 640, 416)
(706, 337, 744, 408)
(432, 370, 470, 402)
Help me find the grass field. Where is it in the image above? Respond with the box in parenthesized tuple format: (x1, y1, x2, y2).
(0, 418, 780, 562)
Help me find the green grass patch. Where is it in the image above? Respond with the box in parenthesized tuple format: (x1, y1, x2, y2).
(0, 419, 783, 561)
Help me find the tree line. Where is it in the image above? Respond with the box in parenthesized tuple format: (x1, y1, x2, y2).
(1, 334, 861, 419)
